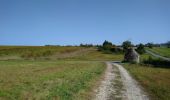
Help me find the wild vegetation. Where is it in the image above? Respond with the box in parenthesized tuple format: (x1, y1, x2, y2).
(0, 60, 105, 100)
(123, 63, 170, 100)
(122, 47, 170, 100)
(122, 40, 133, 52)
(146, 47, 170, 58)
(136, 43, 145, 54)
(0, 46, 85, 60)
(0, 45, 123, 100)
(98, 40, 123, 54)
(0, 40, 170, 100)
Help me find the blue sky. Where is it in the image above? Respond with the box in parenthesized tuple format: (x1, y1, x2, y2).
(0, 0, 170, 45)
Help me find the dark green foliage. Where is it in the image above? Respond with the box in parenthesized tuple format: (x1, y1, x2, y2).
(98, 40, 123, 54)
(97, 40, 113, 53)
(122, 40, 132, 52)
(136, 43, 145, 54)
(102, 40, 112, 50)
(80, 43, 93, 47)
(110, 47, 123, 54)
(146, 43, 154, 48)
(143, 56, 170, 68)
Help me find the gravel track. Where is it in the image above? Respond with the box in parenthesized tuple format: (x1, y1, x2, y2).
(94, 62, 149, 100)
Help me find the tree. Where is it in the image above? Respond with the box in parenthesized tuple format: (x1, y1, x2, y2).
(136, 43, 145, 54)
(146, 43, 154, 48)
(122, 40, 132, 52)
(102, 40, 112, 50)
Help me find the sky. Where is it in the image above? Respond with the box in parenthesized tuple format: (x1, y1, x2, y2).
(0, 0, 170, 46)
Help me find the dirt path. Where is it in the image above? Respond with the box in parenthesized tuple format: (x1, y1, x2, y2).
(94, 62, 149, 100)
(94, 62, 115, 100)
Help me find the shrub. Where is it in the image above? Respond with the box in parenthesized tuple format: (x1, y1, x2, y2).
(102, 40, 112, 50)
(146, 43, 154, 48)
(136, 43, 145, 54)
(110, 47, 123, 54)
(122, 40, 132, 52)
(143, 56, 170, 68)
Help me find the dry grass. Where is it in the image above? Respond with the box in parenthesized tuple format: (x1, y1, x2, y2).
(123, 63, 170, 100)
(0, 46, 85, 60)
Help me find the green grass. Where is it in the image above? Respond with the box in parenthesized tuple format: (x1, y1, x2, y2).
(140, 53, 151, 61)
(0, 60, 105, 100)
(146, 47, 170, 58)
(0, 46, 124, 100)
(123, 63, 170, 100)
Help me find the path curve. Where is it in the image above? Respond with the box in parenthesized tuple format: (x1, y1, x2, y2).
(94, 62, 149, 100)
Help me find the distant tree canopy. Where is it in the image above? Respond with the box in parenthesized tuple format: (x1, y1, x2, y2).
(136, 43, 145, 54)
(80, 43, 93, 47)
(102, 40, 113, 50)
(98, 40, 123, 54)
(122, 40, 132, 52)
(145, 43, 154, 48)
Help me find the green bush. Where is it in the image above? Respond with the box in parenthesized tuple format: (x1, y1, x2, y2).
(102, 40, 112, 50)
(136, 43, 145, 54)
(110, 47, 123, 54)
(122, 40, 132, 52)
(143, 56, 170, 68)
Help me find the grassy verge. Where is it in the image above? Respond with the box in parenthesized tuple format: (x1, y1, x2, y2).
(146, 47, 170, 58)
(0, 60, 106, 100)
(123, 63, 170, 100)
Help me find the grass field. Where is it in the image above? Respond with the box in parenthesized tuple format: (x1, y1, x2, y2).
(146, 47, 170, 58)
(0, 46, 123, 61)
(123, 63, 170, 100)
(0, 60, 105, 100)
(0, 46, 123, 100)
(0, 46, 84, 60)
(0, 46, 169, 100)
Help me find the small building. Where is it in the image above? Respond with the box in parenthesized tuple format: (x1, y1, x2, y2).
(124, 48, 140, 63)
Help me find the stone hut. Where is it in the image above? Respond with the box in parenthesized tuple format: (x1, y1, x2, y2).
(124, 48, 140, 63)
